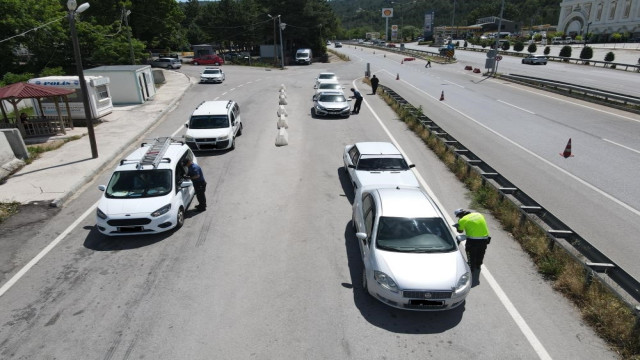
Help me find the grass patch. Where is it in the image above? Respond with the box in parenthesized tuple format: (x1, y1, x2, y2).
(25, 135, 82, 164)
(328, 49, 349, 61)
(0, 201, 20, 223)
(379, 86, 640, 359)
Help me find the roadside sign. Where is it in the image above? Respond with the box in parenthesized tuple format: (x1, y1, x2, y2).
(495, 55, 503, 61)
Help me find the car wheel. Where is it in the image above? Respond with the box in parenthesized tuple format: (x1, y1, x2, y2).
(521, 60, 525, 64)
(230, 138, 235, 150)
(175, 207, 185, 230)
(362, 268, 368, 292)
(214, 62, 220, 66)
(193, 61, 199, 65)
(237, 123, 243, 136)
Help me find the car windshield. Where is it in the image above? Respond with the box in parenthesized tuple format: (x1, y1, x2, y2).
(105, 170, 172, 198)
(376, 217, 456, 252)
(319, 84, 340, 90)
(319, 74, 336, 79)
(189, 115, 229, 129)
(356, 156, 410, 171)
(296, 52, 309, 58)
(318, 94, 346, 102)
(203, 69, 220, 74)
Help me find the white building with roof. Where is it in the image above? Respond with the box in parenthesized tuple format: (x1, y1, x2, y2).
(558, 0, 640, 37)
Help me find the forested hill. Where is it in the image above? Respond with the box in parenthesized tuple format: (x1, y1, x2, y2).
(329, 0, 561, 33)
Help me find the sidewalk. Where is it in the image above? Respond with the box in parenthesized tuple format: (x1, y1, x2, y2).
(0, 69, 193, 207)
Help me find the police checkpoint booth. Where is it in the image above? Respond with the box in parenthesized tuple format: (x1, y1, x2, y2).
(85, 65, 156, 105)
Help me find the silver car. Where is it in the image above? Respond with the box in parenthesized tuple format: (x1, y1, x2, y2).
(522, 55, 548, 65)
(150, 57, 182, 69)
(343, 142, 418, 189)
(312, 90, 350, 118)
(200, 67, 225, 83)
(352, 186, 471, 310)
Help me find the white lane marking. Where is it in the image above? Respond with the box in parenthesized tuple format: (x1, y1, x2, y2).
(0, 203, 98, 298)
(445, 79, 465, 88)
(396, 78, 640, 217)
(498, 99, 536, 114)
(353, 80, 553, 360)
(503, 82, 640, 123)
(604, 138, 640, 155)
(222, 92, 228, 96)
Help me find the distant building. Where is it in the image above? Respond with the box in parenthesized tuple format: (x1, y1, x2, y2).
(558, 0, 640, 37)
(475, 16, 520, 35)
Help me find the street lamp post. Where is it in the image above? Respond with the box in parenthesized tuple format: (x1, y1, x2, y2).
(278, 20, 286, 69)
(584, 22, 592, 47)
(67, 0, 98, 158)
(124, 8, 135, 64)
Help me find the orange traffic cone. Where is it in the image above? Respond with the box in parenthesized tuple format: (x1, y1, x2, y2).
(560, 138, 574, 158)
(439, 91, 445, 101)
(396, 73, 400, 80)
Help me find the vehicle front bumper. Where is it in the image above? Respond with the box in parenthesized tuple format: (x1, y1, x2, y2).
(314, 107, 351, 117)
(186, 138, 231, 151)
(96, 211, 176, 236)
(367, 278, 470, 311)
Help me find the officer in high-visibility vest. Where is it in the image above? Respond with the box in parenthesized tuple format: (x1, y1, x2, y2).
(454, 209, 491, 271)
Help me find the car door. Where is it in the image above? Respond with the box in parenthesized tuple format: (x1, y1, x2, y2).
(230, 104, 240, 137)
(346, 145, 360, 184)
(360, 193, 376, 264)
(176, 151, 196, 206)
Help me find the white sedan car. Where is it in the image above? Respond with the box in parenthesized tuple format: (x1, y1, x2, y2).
(313, 81, 344, 100)
(312, 91, 350, 118)
(343, 142, 419, 189)
(314, 72, 338, 88)
(352, 186, 471, 310)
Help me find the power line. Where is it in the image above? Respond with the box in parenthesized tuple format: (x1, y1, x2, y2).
(0, 16, 66, 44)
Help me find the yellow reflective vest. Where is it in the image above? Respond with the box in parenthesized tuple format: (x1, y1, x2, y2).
(458, 212, 489, 239)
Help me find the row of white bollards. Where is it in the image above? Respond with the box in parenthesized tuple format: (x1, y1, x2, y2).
(275, 84, 289, 146)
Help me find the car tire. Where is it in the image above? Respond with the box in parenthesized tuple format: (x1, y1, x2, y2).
(193, 61, 199, 65)
(175, 207, 185, 230)
(521, 60, 525, 64)
(362, 268, 368, 292)
(237, 123, 243, 136)
(230, 138, 235, 150)
(214, 62, 220, 66)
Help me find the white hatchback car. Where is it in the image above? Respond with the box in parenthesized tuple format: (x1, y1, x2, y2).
(314, 72, 338, 88)
(184, 100, 242, 151)
(96, 138, 196, 236)
(352, 186, 471, 310)
(343, 142, 419, 189)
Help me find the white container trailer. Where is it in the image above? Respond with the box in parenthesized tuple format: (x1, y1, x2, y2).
(85, 65, 156, 105)
(28, 76, 113, 119)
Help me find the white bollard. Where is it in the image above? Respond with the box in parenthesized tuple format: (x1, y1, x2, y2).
(279, 90, 287, 98)
(277, 114, 289, 129)
(280, 84, 286, 91)
(275, 127, 288, 146)
(277, 105, 288, 117)
(278, 95, 288, 105)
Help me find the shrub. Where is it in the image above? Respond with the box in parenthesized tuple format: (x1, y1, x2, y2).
(579, 46, 593, 60)
(559, 45, 572, 58)
(527, 43, 537, 54)
(463, 41, 468, 48)
(501, 41, 510, 51)
(604, 51, 615, 62)
(513, 41, 524, 52)
(544, 46, 551, 55)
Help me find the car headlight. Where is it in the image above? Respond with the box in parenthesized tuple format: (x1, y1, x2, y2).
(374, 270, 399, 293)
(218, 134, 229, 141)
(315, 104, 326, 111)
(96, 208, 107, 220)
(455, 272, 470, 292)
(184, 135, 194, 141)
(151, 204, 171, 217)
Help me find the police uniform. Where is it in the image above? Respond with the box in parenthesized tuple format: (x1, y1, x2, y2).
(456, 210, 490, 270)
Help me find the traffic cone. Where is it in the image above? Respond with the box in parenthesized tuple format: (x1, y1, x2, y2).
(439, 91, 445, 101)
(560, 138, 574, 158)
(396, 73, 399, 80)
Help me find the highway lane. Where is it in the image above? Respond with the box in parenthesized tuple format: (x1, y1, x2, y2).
(341, 45, 640, 281)
(400, 42, 640, 97)
(0, 64, 616, 359)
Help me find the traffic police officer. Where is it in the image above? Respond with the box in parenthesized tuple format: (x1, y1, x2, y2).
(454, 209, 491, 271)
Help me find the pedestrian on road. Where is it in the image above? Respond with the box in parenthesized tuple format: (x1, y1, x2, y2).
(454, 208, 491, 271)
(183, 158, 207, 211)
(425, 59, 432, 68)
(370, 75, 379, 95)
(350, 88, 363, 114)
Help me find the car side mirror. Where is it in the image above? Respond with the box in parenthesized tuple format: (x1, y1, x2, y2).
(185, 122, 189, 128)
(356, 232, 368, 245)
(409, 164, 415, 168)
(348, 164, 355, 169)
(456, 235, 466, 245)
(98, 185, 106, 191)
(180, 180, 193, 188)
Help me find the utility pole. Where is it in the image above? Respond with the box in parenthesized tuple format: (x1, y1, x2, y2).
(491, 0, 505, 75)
(124, 7, 135, 64)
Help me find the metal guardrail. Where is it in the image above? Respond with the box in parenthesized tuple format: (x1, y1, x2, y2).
(379, 84, 640, 312)
(500, 74, 640, 114)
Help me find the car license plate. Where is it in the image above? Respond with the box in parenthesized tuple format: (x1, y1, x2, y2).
(118, 226, 144, 233)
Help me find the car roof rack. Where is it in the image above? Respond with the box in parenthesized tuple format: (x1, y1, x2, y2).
(118, 137, 184, 168)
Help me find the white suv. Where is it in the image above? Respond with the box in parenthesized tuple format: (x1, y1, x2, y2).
(96, 138, 196, 236)
(184, 100, 243, 151)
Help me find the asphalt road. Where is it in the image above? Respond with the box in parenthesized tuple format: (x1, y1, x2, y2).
(0, 62, 620, 359)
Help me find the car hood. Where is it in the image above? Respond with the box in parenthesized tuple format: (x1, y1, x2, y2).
(355, 170, 419, 187)
(201, 74, 222, 78)
(186, 128, 231, 138)
(375, 250, 465, 290)
(98, 196, 171, 215)
(317, 100, 349, 109)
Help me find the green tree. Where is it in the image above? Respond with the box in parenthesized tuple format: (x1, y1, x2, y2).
(579, 46, 593, 60)
(559, 45, 572, 58)
(513, 41, 524, 52)
(527, 43, 537, 54)
(610, 33, 622, 43)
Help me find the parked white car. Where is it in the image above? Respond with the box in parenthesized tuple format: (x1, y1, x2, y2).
(96, 138, 196, 236)
(343, 142, 419, 189)
(314, 72, 338, 88)
(352, 186, 471, 310)
(184, 100, 243, 151)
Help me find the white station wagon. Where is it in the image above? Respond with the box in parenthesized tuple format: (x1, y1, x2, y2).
(352, 186, 471, 310)
(343, 142, 419, 189)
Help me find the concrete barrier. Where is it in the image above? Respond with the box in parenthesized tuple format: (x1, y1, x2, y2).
(0, 129, 28, 181)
